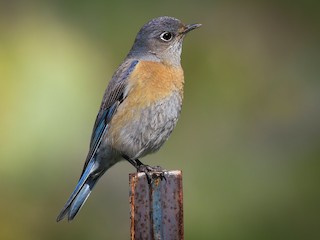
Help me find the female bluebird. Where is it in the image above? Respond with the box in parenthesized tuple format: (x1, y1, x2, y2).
(56, 16, 201, 222)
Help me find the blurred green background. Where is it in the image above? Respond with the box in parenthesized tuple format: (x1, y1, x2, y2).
(1, 1, 319, 239)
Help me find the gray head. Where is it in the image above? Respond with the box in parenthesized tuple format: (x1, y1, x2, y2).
(128, 16, 201, 66)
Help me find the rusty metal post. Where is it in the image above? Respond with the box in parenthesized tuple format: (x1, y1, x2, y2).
(129, 170, 184, 240)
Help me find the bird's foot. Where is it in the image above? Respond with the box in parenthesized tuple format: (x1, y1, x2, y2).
(122, 154, 166, 184)
(136, 164, 167, 184)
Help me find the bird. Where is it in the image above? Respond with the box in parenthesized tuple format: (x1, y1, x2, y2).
(56, 16, 201, 222)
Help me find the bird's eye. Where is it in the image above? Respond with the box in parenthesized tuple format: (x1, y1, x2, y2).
(160, 32, 173, 42)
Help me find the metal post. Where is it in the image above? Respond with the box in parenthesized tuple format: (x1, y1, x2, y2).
(129, 170, 184, 240)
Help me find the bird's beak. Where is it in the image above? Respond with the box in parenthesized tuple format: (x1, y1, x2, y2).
(183, 23, 202, 34)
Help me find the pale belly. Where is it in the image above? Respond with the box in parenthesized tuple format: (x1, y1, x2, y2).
(107, 91, 182, 159)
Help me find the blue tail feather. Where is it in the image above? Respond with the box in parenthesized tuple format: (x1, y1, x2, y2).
(56, 159, 97, 222)
(68, 177, 98, 221)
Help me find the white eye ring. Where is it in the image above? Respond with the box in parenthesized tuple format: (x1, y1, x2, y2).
(160, 32, 173, 42)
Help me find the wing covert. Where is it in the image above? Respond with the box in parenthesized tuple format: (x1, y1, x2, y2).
(81, 59, 139, 173)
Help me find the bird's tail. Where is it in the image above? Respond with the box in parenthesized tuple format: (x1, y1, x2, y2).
(56, 160, 103, 222)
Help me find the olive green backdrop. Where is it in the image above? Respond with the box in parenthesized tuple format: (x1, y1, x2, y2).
(1, 1, 319, 239)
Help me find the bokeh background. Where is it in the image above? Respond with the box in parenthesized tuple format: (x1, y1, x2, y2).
(1, 1, 319, 239)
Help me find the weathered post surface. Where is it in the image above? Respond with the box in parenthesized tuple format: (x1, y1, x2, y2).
(129, 170, 183, 240)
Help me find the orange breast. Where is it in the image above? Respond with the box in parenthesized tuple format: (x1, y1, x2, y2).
(107, 61, 184, 147)
(128, 61, 184, 104)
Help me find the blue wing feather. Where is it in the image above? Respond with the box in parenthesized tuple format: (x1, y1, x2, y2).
(82, 59, 139, 172)
(86, 101, 119, 165)
(56, 59, 139, 221)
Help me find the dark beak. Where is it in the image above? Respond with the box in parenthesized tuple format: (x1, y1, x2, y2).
(183, 23, 202, 34)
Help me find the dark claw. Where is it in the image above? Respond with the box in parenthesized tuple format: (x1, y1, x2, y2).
(122, 154, 167, 184)
(137, 164, 167, 184)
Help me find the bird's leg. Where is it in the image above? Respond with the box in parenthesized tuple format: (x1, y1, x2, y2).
(122, 155, 166, 184)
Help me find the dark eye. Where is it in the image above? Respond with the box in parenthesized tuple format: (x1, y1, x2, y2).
(160, 32, 173, 42)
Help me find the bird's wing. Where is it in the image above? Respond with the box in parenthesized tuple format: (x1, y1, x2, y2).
(57, 59, 139, 221)
(81, 59, 139, 174)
